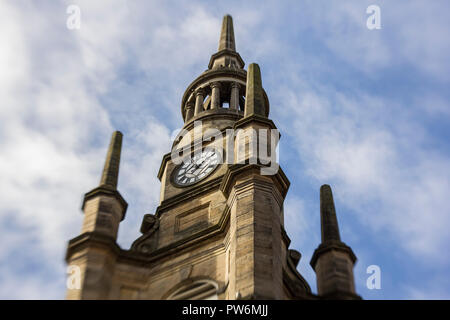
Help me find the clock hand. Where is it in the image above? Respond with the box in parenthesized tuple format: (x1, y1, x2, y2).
(187, 159, 198, 171)
(183, 162, 197, 178)
(197, 160, 215, 175)
(188, 159, 209, 177)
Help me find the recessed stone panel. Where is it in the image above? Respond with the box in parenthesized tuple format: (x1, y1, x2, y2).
(175, 202, 211, 233)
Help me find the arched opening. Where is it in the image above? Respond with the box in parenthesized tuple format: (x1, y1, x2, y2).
(203, 95, 211, 110)
(239, 95, 245, 111)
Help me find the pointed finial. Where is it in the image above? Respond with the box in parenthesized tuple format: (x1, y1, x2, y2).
(218, 14, 236, 51)
(320, 184, 341, 243)
(207, 14, 244, 69)
(100, 131, 123, 189)
(244, 63, 266, 117)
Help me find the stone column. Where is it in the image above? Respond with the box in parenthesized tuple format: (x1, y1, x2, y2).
(230, 82, 240, 110)
(194, 88, 205, 116)
(184, 102, 194, 122)
(210, 82, 221, 109)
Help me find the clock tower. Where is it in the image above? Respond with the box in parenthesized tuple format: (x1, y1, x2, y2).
(66, 15, 360, 300)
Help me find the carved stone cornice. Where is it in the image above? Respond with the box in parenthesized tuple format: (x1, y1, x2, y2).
(208, 49, 245, 69)
(81, 185, 128, 221)
(65, 231, 121, 262)
(310, 240, 357, 270)
(234, 113, 277, 130)
(219, 163, 290, 199)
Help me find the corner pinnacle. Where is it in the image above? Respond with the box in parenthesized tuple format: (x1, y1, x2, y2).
(100, 131, 123, 189)
(244, 63, 266, 117)
(320, 184, 341, 243)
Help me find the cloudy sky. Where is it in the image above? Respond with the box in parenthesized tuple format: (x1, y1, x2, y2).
(0, 0, 449, 299)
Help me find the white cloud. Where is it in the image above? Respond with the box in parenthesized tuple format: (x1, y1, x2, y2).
(283, 195, 320, 292)
(287, 0, 450, 79)
(0, 1, 166, 298)
(118, 120, 172, 247)
(276, 75, 450, 262)
(0, 0, 216, 298)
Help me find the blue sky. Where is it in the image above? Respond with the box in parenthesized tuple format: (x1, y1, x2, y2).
(0, 0, 449, 299)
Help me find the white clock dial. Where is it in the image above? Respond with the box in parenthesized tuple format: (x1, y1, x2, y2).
(173, 149, 220, 186)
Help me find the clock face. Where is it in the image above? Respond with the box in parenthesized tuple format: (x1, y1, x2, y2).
(173, 148, 220, 186)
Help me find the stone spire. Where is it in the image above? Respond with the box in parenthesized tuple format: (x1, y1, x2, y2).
(320, 184, 341, 243)
(80, 130, 127, 221)
(100, 131, 123, 189)
(218, 14, 236, 51)
(244, 63, 266, 117)
(310, 184, 359, 299)
(208, 15, 244, 70)
(67, 131, 127, 300)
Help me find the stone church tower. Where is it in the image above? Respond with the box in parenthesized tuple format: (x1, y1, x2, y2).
(66, 15, 360, 300)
